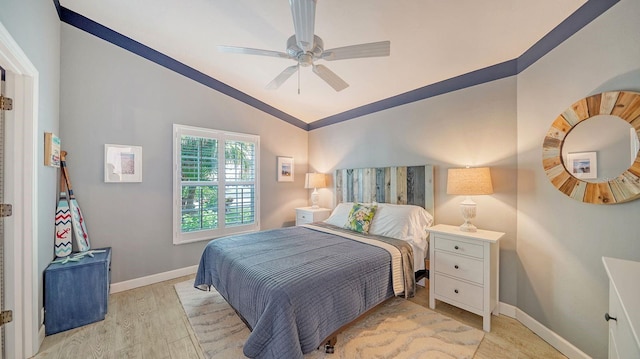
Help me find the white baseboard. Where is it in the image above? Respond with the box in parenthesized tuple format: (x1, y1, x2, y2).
(498, 301, 517, 318)
(109, 265, 198, 294)
(38, 309, 45, 348)
(499, 301, 590, 359)
(38, 324, 45, 348)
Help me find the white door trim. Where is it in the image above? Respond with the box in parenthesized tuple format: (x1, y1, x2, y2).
(0, 21, 39, 359)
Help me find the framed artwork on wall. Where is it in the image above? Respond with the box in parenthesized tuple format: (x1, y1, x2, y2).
(567, 151, 597, 179)
(44, 132, 61, 167)
(277, 156, 294, 182)
(104, 144, 142, 183)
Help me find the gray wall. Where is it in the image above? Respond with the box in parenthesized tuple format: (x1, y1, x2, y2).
(0, 0, 61, 329)
(59, 25, 309, 283)
(517, 0, 640, 357)
(308, 77, 519, 305)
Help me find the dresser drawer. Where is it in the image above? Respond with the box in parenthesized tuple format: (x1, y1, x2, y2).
(608, 285, 640, 359)
(434, 273, 483, 311)
(434, 235, 484, 259)
(435, 251, 484, 284)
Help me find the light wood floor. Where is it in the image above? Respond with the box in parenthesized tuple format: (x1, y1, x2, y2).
(32, 275, 566, 359)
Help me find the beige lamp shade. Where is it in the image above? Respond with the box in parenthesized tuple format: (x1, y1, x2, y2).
(304, 173, 326, 189)
(447, 167, 493, 195)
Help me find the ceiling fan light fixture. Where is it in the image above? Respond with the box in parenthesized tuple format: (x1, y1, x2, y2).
(298, 53, 313, 67)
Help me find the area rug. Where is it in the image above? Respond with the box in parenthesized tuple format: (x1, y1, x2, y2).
(175, 280, 484, 359)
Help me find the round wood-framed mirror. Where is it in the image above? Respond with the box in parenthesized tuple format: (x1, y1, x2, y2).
(542, 91, 640, 204)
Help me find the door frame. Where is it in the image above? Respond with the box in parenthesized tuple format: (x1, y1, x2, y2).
(0, 21, 39, 359)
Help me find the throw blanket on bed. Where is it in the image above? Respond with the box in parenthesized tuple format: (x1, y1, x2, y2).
(194, 224, 414, 359)
(302, 222, 416, 296)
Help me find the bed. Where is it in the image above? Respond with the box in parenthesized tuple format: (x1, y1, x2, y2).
(194, 165, 434, 359)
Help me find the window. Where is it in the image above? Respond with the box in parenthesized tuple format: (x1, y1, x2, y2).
(173, 124, 260, 244)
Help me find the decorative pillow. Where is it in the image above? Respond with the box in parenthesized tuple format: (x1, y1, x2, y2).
(345, 203, 377, 234)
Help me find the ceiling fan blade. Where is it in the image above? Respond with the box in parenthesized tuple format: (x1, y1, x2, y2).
(312, 64, 349, 92)
(290, 0, 316, 52)
(321, 41, 391, 61)
(266, 65, 299, 90)
(217, 45, 292, 59)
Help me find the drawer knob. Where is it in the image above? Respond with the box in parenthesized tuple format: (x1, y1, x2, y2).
(454, 289, 459, 294)
(605, 313, 617, 322)
(454, 265, 459, 269)
(454, 245, 459, 250)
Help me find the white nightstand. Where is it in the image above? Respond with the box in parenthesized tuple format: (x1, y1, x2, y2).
(428, 224, 504, 332)
(295, 207, 331, 225)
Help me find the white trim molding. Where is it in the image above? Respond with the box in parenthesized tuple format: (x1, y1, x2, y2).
(0, 20, 40, 359)
(109, 265, 198, 294)
(499, 302, 590, 359)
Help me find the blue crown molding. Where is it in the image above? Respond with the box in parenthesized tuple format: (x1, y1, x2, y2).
(53, 0, 62, 19)
(309, 59, 518, 130)
(54, 0, 618, 132)
(517, 0, 619, 73)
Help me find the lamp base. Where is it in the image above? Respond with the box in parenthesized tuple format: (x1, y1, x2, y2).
(459, 221, 478, 232)
(459, 196, 478, 232)
(311, 189, 319, 209)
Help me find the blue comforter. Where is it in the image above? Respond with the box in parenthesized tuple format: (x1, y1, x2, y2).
(194, 223, 414, 359)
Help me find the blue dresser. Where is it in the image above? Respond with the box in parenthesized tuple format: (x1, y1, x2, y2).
(44, 247, 111, 335)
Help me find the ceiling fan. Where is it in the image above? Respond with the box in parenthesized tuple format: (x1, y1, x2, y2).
(218, 0, 390, 92)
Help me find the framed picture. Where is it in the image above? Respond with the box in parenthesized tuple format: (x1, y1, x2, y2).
(44, 132, 61, 167)
(104, 144, 142, 183)
(277, 156, 294, 182)
(566, 152, 597, 179)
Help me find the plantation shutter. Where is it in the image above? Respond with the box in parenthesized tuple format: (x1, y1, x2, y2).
(173, 125, 260, 244)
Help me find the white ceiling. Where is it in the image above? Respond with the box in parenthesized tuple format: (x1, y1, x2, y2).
(59, 0, 586, 124)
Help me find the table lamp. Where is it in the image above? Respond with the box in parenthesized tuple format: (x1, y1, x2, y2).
(304, 173, 326, 209)
(446, 167, 493, 232)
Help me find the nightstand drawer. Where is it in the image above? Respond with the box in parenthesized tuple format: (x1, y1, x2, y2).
(435, 251, 484, 284)
(434, 273, 483, 311)
(297, 212, 314, 224)
(434, 235, 484, 259)
(295, 207, 331, 226)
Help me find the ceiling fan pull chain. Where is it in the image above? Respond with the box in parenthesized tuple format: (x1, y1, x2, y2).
(297, 64, 301, 95)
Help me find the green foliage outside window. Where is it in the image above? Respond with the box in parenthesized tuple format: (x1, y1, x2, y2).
(180, 136, 256, 232)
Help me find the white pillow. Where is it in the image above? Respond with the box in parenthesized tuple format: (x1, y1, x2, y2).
(369, 203, 434, 245)
(369, 204, 433, 271)
(323, 202, 354, 227)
